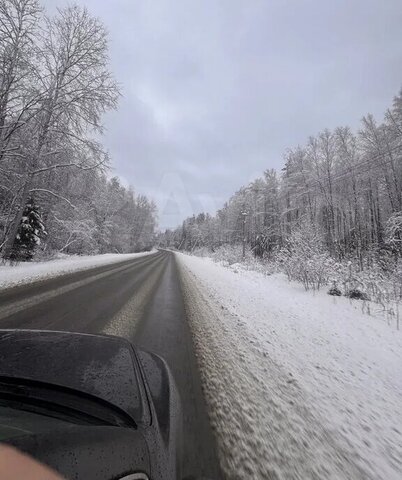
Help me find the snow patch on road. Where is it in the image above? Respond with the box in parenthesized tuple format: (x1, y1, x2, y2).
(0, 251, 155, 290)
(177, 253, 402, 480)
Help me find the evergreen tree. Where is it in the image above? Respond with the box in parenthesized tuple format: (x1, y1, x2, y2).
(10, 199, 46, 261)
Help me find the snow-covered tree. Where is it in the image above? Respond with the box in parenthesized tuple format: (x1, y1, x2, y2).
(10, 197, 46, 260)
(0, 0, 156, 258)
(385, 211, 402, 255)
(278, 220, 333, 291)
(161, 84, 402, 293)
(1, 2, 119, 257)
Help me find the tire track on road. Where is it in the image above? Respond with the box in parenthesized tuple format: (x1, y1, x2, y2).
(0, 253, 163, 323)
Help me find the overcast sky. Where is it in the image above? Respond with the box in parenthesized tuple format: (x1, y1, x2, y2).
(44, 0, 402, 229)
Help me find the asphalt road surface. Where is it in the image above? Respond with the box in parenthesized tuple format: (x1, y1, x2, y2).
(0, 250, 222, 479)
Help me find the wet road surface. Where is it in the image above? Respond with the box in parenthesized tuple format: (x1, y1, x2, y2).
(0, 250, 222, 479)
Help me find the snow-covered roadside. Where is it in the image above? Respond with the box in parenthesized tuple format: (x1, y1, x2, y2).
(0, 251, 155, 290)
(177, 253, 402, 480)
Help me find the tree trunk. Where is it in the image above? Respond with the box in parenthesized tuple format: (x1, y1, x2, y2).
(2, 173, 33, 257)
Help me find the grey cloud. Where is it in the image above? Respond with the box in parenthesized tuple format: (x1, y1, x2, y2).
(44, 0, 402, 228)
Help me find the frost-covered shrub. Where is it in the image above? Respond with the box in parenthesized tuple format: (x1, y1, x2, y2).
(340, 260, 390, 304)
(206, 244, 277, 275)
(385, 211, 402, 255)
(278, 221, 334, 291)
(345, 288, 370, 300)
(331, 257, 401, 328)
(328, 285, 342, 296)
(211, 244, 254, 265)
(191, 246, 211, 258)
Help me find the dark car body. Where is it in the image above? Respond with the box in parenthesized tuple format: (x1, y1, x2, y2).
(0, 329, 182, 480)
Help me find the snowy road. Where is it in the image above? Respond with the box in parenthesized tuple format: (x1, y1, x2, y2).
(0, 250, 222, 480)
(2, 250, 401, 480)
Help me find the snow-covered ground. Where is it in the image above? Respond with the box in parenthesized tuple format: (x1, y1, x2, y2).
(177, 253, 402, 480)
(0, 251, 155, 290)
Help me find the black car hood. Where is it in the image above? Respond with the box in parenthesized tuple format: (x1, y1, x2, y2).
(0, 330, 148, 425)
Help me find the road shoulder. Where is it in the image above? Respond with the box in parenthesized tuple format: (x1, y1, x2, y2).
(176, 252, 402, 480)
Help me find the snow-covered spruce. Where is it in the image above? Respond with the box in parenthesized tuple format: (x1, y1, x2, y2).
(8, 198, 47, 261)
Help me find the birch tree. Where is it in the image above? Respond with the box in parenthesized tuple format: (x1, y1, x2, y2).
(3, 4, 119, 257)
(0, 0, 41, 161)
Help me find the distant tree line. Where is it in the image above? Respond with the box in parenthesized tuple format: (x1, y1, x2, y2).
(159, 88, 402, 267)
(0, 0, 156, 260)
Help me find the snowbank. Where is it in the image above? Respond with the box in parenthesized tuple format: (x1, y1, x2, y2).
(0, 251, 155, 290)
(177, 253, 402, 479)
